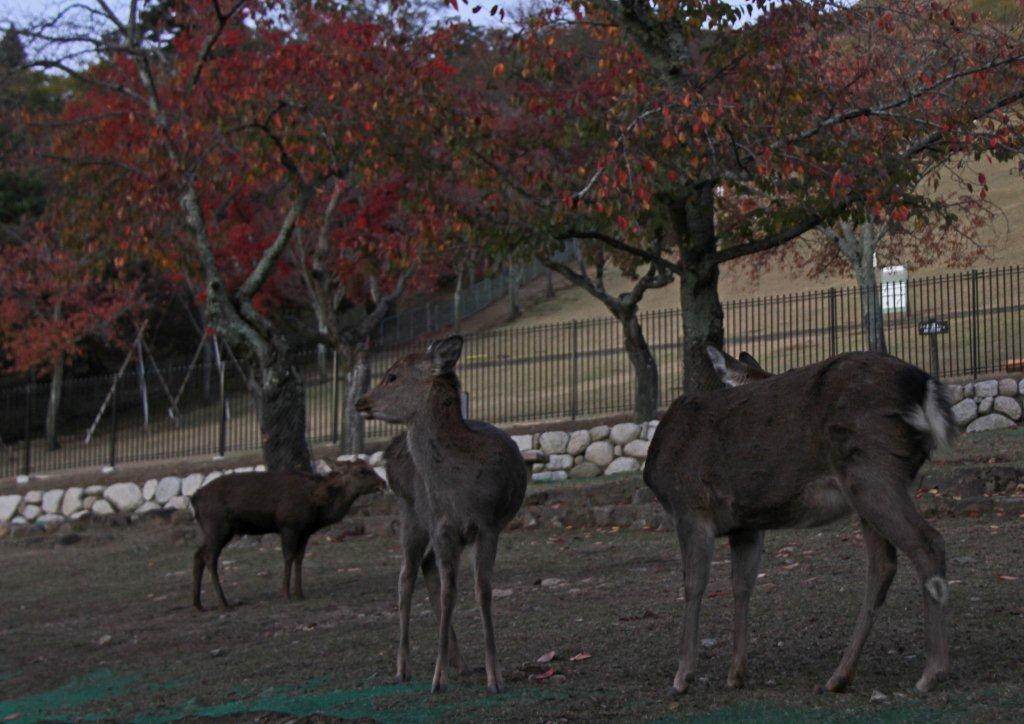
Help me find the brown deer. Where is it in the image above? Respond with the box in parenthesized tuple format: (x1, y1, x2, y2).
(191, 460, 385, 610)
(644, 347, 957, 696)
(356, 335, 528, 694)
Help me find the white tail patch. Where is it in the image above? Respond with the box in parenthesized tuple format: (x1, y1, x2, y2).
(904, 379, 957, 452)
(924, 575, 949, 606)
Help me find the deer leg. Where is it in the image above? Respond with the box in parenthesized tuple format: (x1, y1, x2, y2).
(670, 517, 715, 697)
(396, 520, 429, 683)
(472, 532, 503, 694)
(422, 549, 468, 675)
(207, 535, 233, 610)
(192, 545, 207, 610)
(849, 476, 949, 693)
(292, 534, 310, 600)
(825, 520, 897, 693)
(430, 532, 462, 694)
(727, 529, 764, 689)
(280, 530, 300, 601)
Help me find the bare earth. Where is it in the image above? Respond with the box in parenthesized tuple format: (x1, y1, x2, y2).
(1, 497, 1023, 721)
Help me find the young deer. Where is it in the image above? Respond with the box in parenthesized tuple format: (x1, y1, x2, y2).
(356, 335, 528, 694)
(644, 348, 957, 696)
(191, 460, 384, 610)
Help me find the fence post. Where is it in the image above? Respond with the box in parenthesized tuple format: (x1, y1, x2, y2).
(828, 287, 838, 357)
(330, 349, 340, 445)
(218, 361, 227, 458)
(970, 269, 980, 377)
(929, 333, 941, 379)
(108, 377, 118, 469)
(570, 320, 579, 420)
(22, 382, 32, 477)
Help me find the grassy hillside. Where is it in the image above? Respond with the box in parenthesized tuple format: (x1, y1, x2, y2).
(499, 159, 1023, 330)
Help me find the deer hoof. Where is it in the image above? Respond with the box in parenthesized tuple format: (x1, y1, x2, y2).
(487, 681, 504, 695)
(823, 675, 850, 693)
(666, 684, 688, 699)
(430, 681, 447, 694)
(914, 668, 947, 694)
(726, 673, 745, 689)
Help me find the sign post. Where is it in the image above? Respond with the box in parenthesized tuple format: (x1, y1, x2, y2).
(918, 319, 949, 378)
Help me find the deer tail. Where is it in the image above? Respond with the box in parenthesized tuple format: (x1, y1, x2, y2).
(904, 378, 958, 453)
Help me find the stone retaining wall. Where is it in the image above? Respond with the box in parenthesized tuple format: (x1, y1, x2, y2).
(2, 375, 1020, 533)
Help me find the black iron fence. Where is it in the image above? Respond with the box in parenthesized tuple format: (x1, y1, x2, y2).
(2, 265, 1022, 477)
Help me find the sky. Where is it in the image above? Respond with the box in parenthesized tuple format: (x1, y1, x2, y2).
(0, 0, 517, 28)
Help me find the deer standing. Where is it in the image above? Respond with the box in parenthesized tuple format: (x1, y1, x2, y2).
(356, 335, 528, 694)
(644, 348, 957, 696)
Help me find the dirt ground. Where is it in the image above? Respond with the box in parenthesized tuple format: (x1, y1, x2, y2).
(1, 495, 1023, 722)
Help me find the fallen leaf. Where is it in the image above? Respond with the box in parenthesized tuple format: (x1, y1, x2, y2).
(570, 652, 592, 662)
(707, 590, 726, 598)
(537, 650, 557, 663)
(997, 575, 1018, 581)
(530, 667, 556, 682)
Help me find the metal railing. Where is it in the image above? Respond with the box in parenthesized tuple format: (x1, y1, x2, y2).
(2, 265, 1022, 477)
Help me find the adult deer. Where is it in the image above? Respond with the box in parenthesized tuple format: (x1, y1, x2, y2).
(644, 348, 957, 696)
(356, 335, 527, 694)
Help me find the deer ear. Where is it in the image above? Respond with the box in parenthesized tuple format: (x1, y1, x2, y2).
(738, 352, 763, 371)
(707, 346, 746, 387)
(428, 335, 463, 375)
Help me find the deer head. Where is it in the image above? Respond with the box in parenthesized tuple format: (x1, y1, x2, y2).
(706, 346, 772, 387)
(313, 459, 385, 510)
(356, 335, 464, 424)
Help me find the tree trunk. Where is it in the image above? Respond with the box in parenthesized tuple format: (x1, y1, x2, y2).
(453, 264, 464, 333)
(833, 221, 888, 354)
(618, 310, 660, 420)
(545, 268, 555, 298)
(673, 187, 726, 394)
(258, 353, 312, 472)
(507, 261, 522, 322)
(45, 353, 64, 450)
(341, 344, 371, 454)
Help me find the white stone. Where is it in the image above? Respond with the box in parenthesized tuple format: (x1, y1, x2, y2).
(951, 398, 978, 426)
(946, 384, 964, 404)
(584, 441, 615, 468)
(142, 479, 158, 500)
(992, 396, 1022, 421)
(41, 489, 64, 514)
(312, 459, 332, 475)
(37, 513, 64, 527)
(15, 475, 29, 485)
(974, 380, 999, 398)
(24, 490, 42, 504)
(92, 500, 115, 515)
(1019, 379, 1024, 396)
(85, 485, 105, 495)
(539, 431, 570, 455)
(966, 414, 1017, 433)
(101, 465, 114, 473)
(532, 470, 568, 483)
(623, 439, 650, 458)
(589, 425, 610, 441)
(154, 477, 181, 504)
(979, 397, 994, 415)
(104, 482, 143, 512)
(234, 466, 254, 474)
(61, 488, 84, 517)
(511, 434, 533, 452)
(22, 504, 41, 521)
(82, 496, 97, 509)
(546, 454, 574, 471)
(10, 516, 27, 525)
(605, 457, 641, 475)
(998, 378, 1019, 397)
(164, 496, 189, 511)
(202, 471, 223, 487)
(135, 501, 161, 515)
(609, 423, 641, 446)
(254, 464, 267, 472)
(181, 473, 204, 497)
(962, 382, 974, 397)
(566, 430, 590, 456)
(70, 510, 90, 520)
(613, 445, 622, 456)
(0, 495, 21, 522)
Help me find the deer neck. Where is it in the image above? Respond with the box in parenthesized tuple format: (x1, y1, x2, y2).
(405, 378, 468, 474)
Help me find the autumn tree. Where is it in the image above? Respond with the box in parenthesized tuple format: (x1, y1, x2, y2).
(470, 0, 1024, 393)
